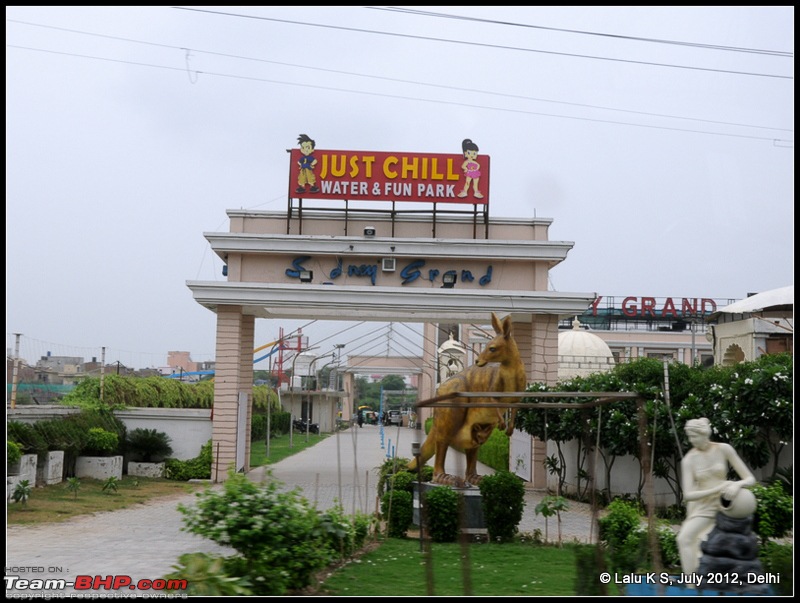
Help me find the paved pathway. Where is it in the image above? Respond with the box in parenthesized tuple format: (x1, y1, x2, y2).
(6, 424, 598, 596)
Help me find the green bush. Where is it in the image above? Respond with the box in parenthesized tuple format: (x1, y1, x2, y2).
(381, 489, 413, 538)
(164, 553, 253, 596)
(318, 504, 376, 560)
(758, 541, 793, 596)
(389, 470, 417, 494)
(419, 464, 434, 482)
(424, 485, 460, 543)
(165, 440, 212, 481)
(478, 470, 526, 542)
(50, 410, 126, 476)
(597, 498, 646, 574)
(752, 482, 794, 544)
(655, 521, 680, 569)
(12, 479, 33, 505)
(476, 428, 510, 471)
(6, 421, 49, 458)
(82, 427, 119, 456)
(177, 471, 331, 596)
(7, 441, 22, 466)
(376, 457, 413, 498)
(574, 544, 609, 596)
(126, 428, 173, 462)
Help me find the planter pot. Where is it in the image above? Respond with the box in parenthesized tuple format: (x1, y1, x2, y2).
(16, 454, 38, 485)
(36, 451, 65, 486)
(7, 474, 23, 503)
(127, 461, 165, 479)
(75, 455, 123, 480)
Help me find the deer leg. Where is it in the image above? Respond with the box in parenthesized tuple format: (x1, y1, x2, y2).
(505, 408, 518, 436)
(495, 408, 506, 431)
(464, 447, 483, 486)
(431, 440, 465, 487)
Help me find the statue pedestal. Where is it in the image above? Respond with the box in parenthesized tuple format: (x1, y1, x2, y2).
(413, 482, 486, 535)
(696, 513, 771, 595)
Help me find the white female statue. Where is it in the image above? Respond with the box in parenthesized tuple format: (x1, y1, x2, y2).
(676, 417, 756, 576)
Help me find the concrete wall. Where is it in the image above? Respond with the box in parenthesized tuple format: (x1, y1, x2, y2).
(6, 405, 212, 461)
(543, 435, 794, 508)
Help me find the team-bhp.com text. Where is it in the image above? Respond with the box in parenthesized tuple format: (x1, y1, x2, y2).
(6, 575, 187, 593)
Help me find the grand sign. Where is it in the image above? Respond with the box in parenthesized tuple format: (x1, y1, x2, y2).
(289, 136, 490, 204)
(589, 296, 718, 318)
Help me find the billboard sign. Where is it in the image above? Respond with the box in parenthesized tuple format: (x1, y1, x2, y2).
(290, 135, 489, 204)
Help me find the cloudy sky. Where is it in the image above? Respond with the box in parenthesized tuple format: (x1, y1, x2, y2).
(6, 6, 793, 369)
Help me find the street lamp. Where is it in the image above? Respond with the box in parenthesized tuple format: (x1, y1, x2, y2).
(290, 346, 318, 443)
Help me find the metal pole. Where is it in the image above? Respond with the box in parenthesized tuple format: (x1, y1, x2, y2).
(100, 346, 106, 403)
(10, 333, 21, 409)
(412, 442, 422, 552)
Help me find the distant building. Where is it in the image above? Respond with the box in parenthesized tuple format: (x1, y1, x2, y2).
(167, 351, 198, 373)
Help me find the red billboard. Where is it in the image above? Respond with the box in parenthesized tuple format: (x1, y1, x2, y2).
(289, 136, 489, 204)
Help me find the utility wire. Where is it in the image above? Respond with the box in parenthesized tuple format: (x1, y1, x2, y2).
(8, 18, 791, 131)
(374, 7, 793, 57)
(172, 7, 792, 80)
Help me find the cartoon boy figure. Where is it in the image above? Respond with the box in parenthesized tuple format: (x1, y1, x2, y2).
(296, 133, 319, 194)
(457, 138, 483, 199)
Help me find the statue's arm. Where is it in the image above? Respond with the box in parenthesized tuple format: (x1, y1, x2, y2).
(720, 443, 756, 498)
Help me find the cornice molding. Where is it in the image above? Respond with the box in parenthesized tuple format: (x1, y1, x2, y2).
(186, 281, 596, 322)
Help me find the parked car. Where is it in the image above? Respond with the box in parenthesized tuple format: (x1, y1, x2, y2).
(387, 410, 402, 426)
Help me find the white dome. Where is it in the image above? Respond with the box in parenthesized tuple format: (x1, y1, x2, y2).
(558, 318, 615, 379)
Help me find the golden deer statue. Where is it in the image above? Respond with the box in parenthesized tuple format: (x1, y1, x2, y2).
(408, 312, 527, 487)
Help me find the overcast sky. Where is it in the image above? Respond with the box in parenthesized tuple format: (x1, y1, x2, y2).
(6, 6, 794, 369)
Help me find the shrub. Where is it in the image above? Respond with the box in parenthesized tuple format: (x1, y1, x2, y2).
(389, 470, 416, 494)
(7, 441, 22, 467)
(376, 457, 413, 498)
(250, 413, 268, 440)
(12, 479, 33, 505)
(165, 440, 212, 481)
(597, 498, 646, 574)
(164, 553, 253, 596)
(126, 428, 173, 462)
(758, 541, 793, 596)
(318, 504, 371, 560)
(574, 543, 609, 596)
(655, 521, 680, 569)
(177, 471, 331, 596)
(6, 421, 48, 459)
(380, 489, 413, 538)
(479, 470, 526, 542)
(424, 485, 460, 543)
(82, 427, 119, 456)
(476, 427, 510, 471)
(36, 409, 127, 477)
(752, 482, 794, 544)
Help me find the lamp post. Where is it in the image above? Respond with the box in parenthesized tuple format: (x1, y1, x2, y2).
(411, 441, 423, 552)
(290, 346, 318, 445)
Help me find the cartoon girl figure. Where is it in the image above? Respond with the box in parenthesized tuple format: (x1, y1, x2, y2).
(457, 138, 483, 199)
(296, 133, 319, 194)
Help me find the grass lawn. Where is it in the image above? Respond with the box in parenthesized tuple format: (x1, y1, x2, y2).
(314, 537, 621, 596)
(7, 477, 205, 525)
(250, 430, 331, 466)
(7, 432, 329, 526)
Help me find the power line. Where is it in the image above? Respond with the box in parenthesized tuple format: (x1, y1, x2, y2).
(373, 7, 793, 57)
(9, 19, 789, 132)
(6, 45, 792, 144)
(172, 6, 792, 80)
